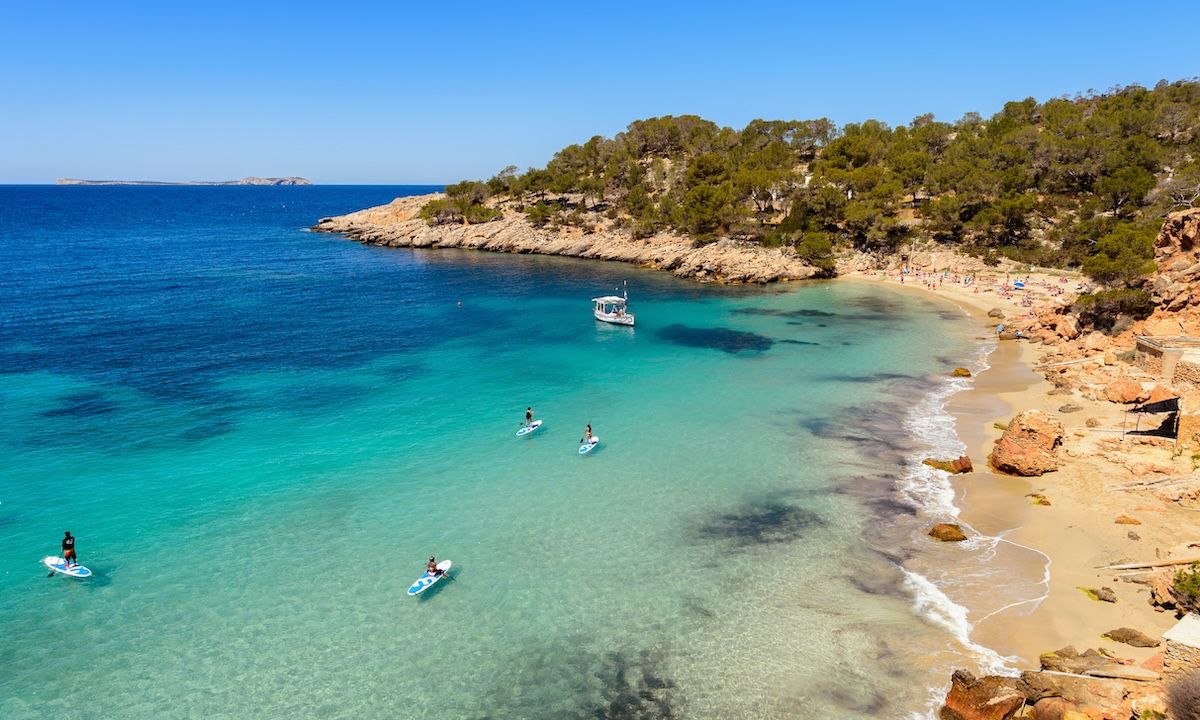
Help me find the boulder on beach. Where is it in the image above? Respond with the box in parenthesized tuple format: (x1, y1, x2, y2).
(989, 410, 1064, 476)
(1114, 515, 1142, 525)
(929, 523, 968, 542)
(1150, 572, 1176, 610)
(1101, 627, 1159, 647)
(1077, 586, 1117, 603)
(1102, 377, 1147, 404)
(1082, 331, 1110, 352)
(1039, 646, 1108, 674)
(951, 367, 973, 377)
(1146, 384, 1178, 404)
(923, 456, 974, 474)
(1017, 669, 1128, 710)
(939, 670, 1025, 720)
(988, 308, 1005, 319)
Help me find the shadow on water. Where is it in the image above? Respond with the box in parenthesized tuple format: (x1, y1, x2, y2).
(732, 307, 837, 319)
(656, 324, 773, 354)
(40, 391, 118, 418)
(697, 499, 825, 547)
(585, 650, 678, 720)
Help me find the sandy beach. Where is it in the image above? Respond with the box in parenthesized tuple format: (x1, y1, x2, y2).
(851, 265, 1199, 714)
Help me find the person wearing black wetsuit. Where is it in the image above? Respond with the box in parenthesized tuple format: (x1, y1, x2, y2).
(62, 531, 77, 568)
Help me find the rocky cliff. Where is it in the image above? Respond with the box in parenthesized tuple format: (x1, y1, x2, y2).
(1146, 207, 1200, 328)
(311, 194, 823, 283)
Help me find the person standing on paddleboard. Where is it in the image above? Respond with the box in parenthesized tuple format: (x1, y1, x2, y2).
(525, 407, 534, 428)
(62, 531, 77, 568)
(582, 424, 593, 443)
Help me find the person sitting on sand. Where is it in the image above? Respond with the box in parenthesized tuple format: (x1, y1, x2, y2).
(62, 531, 77, 568)
(427, 556, 444, 578)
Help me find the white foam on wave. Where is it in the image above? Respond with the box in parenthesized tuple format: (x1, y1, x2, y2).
(901, 568, 1015, 675)
(892, 337, 1053, 718)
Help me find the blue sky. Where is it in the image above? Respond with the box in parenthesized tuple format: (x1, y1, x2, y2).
(2, 1, 1197, 184)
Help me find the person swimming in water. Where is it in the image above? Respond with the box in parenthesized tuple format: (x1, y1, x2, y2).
(62, 531, 77, 568)
(426, 556, 444, 578)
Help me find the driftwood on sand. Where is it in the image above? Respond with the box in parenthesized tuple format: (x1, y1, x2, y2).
(1099, 556, 1200, 571)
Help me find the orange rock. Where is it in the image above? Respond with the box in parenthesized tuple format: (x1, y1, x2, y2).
(1101, 377, 1147, 404)
(1114, 515, 1142, 525)
(929, 523, 968, 542)
(1145, 385, 1178, 404)
(940, 670, 1025, 720)
(990, 410, 1064, 476)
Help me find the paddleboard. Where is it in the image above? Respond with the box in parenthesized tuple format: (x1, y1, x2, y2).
(579, 436, 600, 455)
(516, 420, 543, 437)
(43, 556, 92, 578)
(407, 560, 452, 596)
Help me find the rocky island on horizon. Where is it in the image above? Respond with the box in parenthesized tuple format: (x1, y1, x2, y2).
(56, 176, 312, 186)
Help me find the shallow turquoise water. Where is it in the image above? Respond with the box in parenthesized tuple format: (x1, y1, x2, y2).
(0, 187, 984, 718)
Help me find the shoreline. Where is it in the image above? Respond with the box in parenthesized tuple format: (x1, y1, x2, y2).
(858, 268, 1194, 716)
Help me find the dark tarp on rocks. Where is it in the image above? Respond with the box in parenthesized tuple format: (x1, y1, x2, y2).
(1131, 398, 1180, 414)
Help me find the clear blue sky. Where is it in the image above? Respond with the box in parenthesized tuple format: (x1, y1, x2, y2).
(3, 1, 1197, 184)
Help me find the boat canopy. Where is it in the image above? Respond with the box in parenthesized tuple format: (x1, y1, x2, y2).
(592, 296, 626, 304)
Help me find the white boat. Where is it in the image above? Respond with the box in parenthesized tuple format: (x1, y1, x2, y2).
(593, 283, 635, 326)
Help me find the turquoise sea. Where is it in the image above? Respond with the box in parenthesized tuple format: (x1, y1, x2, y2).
(1, 186, 1000, 718)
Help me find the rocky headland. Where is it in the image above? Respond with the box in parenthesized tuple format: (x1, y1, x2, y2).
(56, 176, 312, 186)
(312, 193, 824, 283)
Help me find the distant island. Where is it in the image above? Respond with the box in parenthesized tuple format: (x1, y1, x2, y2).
(56, 176, 312, 186)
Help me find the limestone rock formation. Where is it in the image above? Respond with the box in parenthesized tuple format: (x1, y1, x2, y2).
(1150, 208, 1200, 312)
(990, 410, 1064, 476)
(312, 194, 823, 284)
(940, 670, 1025, 720)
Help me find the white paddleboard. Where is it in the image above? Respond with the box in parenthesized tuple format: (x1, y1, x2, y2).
(43, 556, 92, 578)
(579, 436, 600, 455)
(407, 560, 452, 596)
(516, 420, 543, 437)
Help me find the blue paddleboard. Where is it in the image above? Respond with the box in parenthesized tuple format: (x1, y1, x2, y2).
(43, 556, 92, 578)
(579, 436, 600, 455)
(516, 420, 543, 437)
(408, 560, 452, 596)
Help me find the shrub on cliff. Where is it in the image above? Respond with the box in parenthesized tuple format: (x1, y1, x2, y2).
(1072, 288, 1156, 332)
(1173, 562, 1200, 614)
(1080, 222, 1157, 285)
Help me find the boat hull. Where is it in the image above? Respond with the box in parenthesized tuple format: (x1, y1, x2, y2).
(594, 310, 634, 326)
